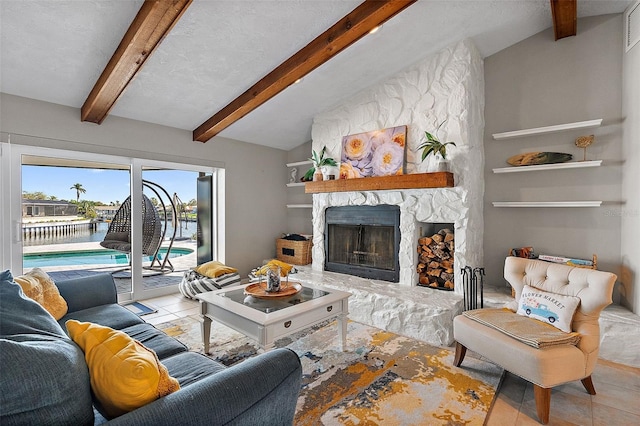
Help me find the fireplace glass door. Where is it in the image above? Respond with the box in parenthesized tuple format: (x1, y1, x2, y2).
(327, 224, 395, 271)
(324, 205, 400, 282)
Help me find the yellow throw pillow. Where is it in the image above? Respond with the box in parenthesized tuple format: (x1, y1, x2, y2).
(65, 320, 180, 418)
(14, 268, 68, 320)
(195, 260, 238, 278)
(255, 259, 293, 277)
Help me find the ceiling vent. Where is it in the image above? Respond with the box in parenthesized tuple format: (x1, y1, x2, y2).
(625, 1, 640, 52)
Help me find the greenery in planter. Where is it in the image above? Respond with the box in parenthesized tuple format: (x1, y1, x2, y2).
(302, 167, 316, 182)
(417, 121, 456, 161)
(303, 146, 337, 181)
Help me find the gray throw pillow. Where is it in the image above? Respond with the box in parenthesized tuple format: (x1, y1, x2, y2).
(0, 270, 94, 425)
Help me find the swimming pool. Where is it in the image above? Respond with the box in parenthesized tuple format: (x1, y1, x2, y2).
(23, 247, 193, 268)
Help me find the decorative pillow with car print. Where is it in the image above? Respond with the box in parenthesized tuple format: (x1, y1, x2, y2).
(517, 285, 580, 333)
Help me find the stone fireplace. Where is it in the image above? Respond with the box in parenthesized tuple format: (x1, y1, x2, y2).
(311, 186, 480, 296)
(309, 39, 485, 297)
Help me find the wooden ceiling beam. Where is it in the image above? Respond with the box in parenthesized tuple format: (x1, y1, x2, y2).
(550, 0, 577, 41)
(81, 0, 192, 124)
(193, 0, 417, 143)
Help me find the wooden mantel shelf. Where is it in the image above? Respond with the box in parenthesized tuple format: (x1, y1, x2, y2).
(305, 172, 454, 194)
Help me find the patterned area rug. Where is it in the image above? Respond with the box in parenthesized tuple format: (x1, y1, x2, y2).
(157, 317, 503, 425)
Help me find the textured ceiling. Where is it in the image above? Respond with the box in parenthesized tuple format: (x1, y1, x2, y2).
(0, 0, 633, 150)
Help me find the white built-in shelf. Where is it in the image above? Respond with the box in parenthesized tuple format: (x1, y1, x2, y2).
(492, 119, 602, 140)
(286, 160, 312, 167)
(492, 201, 603, 208)
(286, 204, 312, 209)
(493, 160, 602, 174)
(286, 182, 306, 187)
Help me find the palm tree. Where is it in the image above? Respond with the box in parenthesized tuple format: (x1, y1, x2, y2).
(70, 183, 86, 202)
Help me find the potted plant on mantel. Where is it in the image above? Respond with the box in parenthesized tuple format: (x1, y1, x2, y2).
(303, 146, 338, 181)
(417, 121, 456, 172)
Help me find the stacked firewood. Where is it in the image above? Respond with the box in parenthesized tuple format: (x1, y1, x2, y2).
(417, 228, 454, 290)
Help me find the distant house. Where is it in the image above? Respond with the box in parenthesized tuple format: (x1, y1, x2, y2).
(94, 205, 119, 221)
(21, 199, 77, 218)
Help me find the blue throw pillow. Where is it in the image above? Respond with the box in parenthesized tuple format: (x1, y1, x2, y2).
(0, 270, 66, 337)
(0, 270, 94, 425)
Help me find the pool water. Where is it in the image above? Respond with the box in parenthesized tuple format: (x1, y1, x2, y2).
(23, 247, 193, 268)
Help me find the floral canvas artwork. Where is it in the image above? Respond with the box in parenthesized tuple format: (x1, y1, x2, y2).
(340, 125, 407, 179)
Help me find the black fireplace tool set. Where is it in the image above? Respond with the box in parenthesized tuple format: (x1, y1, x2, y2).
(461, 266, 485, 311)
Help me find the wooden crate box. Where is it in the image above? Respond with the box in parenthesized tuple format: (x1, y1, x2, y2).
(276, 239, 312, 265)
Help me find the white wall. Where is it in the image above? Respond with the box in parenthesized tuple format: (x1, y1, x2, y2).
(0, 94, 288, 277)
(622, 4, 640, 313)
(484, 15, 625, 298)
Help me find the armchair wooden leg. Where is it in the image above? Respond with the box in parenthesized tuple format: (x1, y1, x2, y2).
(581, 376, 596, 395)
(453, 342, 467, 367)
(533, 384, 551, 425)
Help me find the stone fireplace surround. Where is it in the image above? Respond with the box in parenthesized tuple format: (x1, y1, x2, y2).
(301, 186, 477, 346)
(297, 40, 485, 346)
(311, 187, 473, 295)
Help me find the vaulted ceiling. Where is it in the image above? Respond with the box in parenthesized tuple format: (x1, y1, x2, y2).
(0, 0, 633, 150)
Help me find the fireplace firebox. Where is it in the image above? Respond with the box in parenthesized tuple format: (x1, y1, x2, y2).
(324, 205, 400, 282)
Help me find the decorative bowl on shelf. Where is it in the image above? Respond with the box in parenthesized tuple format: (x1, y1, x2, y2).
(507, 152, 572, 167)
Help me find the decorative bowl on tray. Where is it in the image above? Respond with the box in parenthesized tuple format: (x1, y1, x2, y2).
(244, 281, 302, 299)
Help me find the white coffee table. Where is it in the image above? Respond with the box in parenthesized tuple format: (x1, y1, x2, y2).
(195, 282, 351, 352)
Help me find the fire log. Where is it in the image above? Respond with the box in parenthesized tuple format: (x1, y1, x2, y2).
(417, 228, 455, 290)
(427, 268, 442, 277)
(418, 237, 433, 246)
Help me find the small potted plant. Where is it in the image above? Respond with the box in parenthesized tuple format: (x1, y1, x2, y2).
(417, 121, 456, 172)
(304, 146, 338, 181)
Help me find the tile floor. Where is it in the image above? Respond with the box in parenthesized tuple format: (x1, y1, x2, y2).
(140, 293, 640, 425)
(137, 292, 200, 325)
(487, 361, 640, 425)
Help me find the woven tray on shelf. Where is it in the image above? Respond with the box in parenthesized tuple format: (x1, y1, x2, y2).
(276, 238, 312, 265)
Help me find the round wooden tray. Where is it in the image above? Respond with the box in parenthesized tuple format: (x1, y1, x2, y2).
(244, 281, 302, 299)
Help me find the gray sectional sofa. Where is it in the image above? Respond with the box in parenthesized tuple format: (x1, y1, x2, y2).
(0, 270, 302, 425)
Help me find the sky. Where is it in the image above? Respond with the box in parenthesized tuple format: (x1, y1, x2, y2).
(22, 165, 199, 205)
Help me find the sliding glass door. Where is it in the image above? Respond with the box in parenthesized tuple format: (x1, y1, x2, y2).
(1, 143, 218, 302)
(134, 160, 215, 299)
(21, 154, 134, 295)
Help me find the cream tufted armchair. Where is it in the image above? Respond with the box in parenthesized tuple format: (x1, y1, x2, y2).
(453, 257, 617, 424)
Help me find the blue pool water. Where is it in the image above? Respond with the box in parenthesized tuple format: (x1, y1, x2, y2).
(23, 247, 193, 268)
